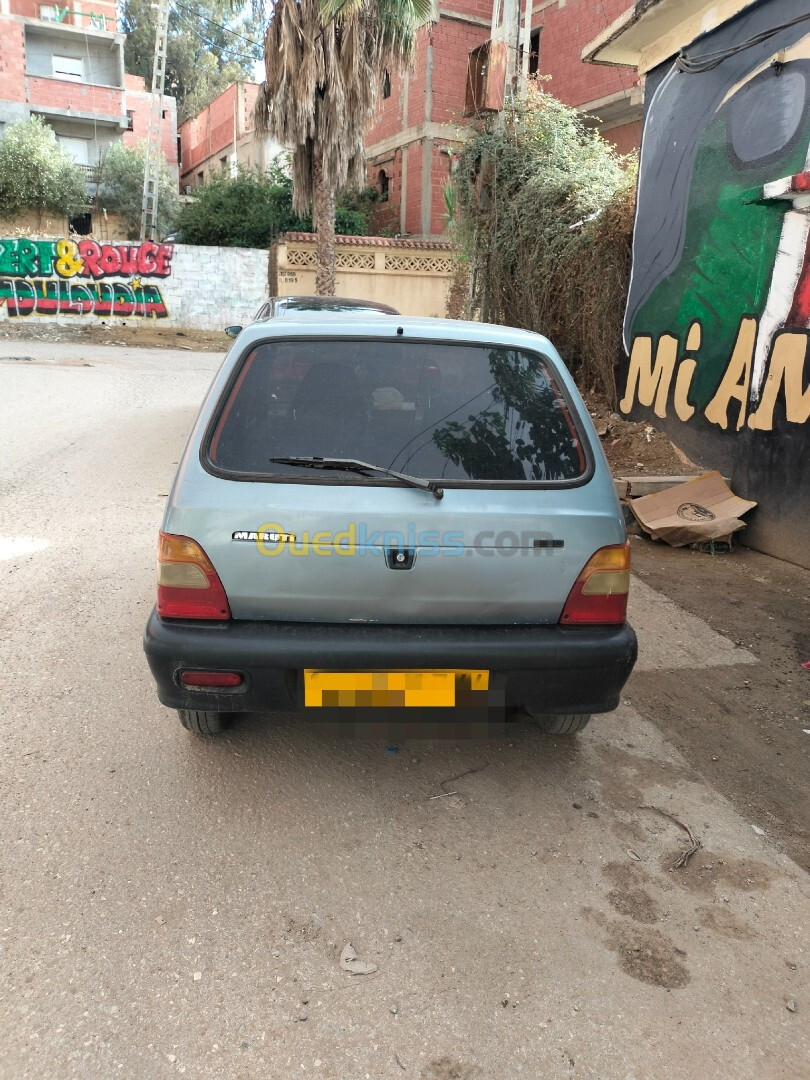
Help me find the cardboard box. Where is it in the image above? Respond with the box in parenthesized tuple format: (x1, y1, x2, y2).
(628, 471, 757, 547)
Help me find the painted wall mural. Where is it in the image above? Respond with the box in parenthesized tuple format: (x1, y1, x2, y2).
(0, 238, 173, 318)
(620, 0, 810, 566)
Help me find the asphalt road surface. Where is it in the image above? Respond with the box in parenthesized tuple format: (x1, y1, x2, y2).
(1, 343, 808, 1080)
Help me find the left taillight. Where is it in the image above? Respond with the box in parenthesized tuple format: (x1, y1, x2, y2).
(156, 532, 231, 620)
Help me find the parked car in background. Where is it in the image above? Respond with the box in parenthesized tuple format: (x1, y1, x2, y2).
(145, 314, 637, 736)
(224, 295, 400, 337)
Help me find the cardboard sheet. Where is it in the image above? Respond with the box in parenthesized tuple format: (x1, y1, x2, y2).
(628, 471, 757, 547)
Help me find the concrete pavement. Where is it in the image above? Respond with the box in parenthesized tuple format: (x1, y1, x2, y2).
(0, 344, 807, 1079)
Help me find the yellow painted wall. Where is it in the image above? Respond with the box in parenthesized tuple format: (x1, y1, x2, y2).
(272, 236, 455, 318)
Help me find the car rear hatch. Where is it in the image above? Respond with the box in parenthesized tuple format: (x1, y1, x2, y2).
(167, 334, 624, 625)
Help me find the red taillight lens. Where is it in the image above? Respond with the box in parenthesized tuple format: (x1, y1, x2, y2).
(560, 542, 631, 625)
(180, 671, 242, 688)
(157, 532, 231, 620)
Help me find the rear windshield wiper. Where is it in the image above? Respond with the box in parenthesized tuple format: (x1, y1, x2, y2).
(268, 456, 444, 500)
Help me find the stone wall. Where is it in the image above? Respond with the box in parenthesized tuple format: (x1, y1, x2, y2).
(0, 236, 269, 329)
(0, 233, 454, 330)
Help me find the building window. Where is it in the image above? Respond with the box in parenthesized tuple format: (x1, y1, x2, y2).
(220, 156, 227, 170)
(197, 171, 204, 185)
(125, 111, 134, 131)
(378, 169, 389, 201)
(56, 134, 90, 165)
(382, 70, 391, 99)
(52, 55, 83, 82)
(69, 212, 92, 236)
(529, 29, 541, 76)
(162, 109, 169, 119)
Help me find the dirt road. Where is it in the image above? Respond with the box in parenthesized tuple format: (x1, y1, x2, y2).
(0, 343, 808, 1079)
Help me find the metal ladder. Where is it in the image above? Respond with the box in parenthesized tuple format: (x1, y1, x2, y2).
(139, 0, 171, 241)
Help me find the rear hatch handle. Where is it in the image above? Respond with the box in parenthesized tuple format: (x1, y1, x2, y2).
(268, 456, 445, 500)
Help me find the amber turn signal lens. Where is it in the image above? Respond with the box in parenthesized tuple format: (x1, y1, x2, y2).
(156, 531, 231, 620)
(560, 542, 631, 624)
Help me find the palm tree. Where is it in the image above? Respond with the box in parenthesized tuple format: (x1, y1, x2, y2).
(255, 0, 433, 294)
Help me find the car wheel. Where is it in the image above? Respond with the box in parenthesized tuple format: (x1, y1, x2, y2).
(177, 709, 226, 735)
(533, 712, 591, 735)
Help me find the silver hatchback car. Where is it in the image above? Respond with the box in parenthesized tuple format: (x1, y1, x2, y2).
(144, 315, 637, 735)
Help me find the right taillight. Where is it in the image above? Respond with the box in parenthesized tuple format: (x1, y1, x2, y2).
(157, 532, 231, 620)
(560, 542, 630, 625)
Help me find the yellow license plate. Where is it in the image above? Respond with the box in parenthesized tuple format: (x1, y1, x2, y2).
(303, 670, 490, 708)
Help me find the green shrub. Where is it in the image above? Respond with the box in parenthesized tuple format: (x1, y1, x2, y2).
(454, 85, 638, 403)
(96, 141, 179, 240)
(0, 115, 87, 219)
(176, 166, 383, 248)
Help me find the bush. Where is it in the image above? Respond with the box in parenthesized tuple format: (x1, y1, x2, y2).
(96, 141, 179, 240)
(454, 85, 637, 404)
(0, 115, 87, 219)
(176, 166, 383, 248)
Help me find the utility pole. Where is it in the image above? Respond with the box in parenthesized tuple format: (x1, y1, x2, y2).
(520, 0, 533, 93)
(490, 0, 524, 108)
(139, 0, 170, 241)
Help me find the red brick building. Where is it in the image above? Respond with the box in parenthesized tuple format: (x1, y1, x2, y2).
(0, 0, 177, 231)
(178, 81, 280, 192)
(366, 0, 641, 237)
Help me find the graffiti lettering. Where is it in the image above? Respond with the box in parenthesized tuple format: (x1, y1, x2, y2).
(0, 237, 174, 321)
(0, 279, 169, 319)
(55, 238, 83, 279)
(622, 317, 809, 433)
(0, 238, 174, 280)
(748, 331, 810, 429)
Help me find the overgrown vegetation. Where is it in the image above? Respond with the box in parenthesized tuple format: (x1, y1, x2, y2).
(96, 142, 179, 239)
(176, 166, 383, 248)
(453, 85, 637, 404)
(0, 116, 87, 221)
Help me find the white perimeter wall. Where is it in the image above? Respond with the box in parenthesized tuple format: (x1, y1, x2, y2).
(0, 240, 270, 330)
(163, 244, 269, 328)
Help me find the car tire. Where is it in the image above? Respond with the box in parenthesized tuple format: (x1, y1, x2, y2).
(533, 712, 591, 735)
(177, 709, 226, 735)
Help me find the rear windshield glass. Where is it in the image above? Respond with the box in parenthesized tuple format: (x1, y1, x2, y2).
(207, 340, 587, 483)
(279, 297, 395, 314)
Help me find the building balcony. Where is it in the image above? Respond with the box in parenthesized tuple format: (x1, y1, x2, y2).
(24, 18, 126, 126)
(27, 77, 127, 128)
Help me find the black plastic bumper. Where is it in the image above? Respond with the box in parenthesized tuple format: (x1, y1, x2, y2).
(143, 609, 637, 715)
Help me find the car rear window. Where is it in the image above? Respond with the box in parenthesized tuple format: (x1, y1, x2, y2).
(207, 340, 587, 483)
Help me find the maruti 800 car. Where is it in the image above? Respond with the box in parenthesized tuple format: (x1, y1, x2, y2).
(144, 315, 637, 735)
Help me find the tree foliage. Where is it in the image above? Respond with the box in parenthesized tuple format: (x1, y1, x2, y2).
(0, 116, 87, 219)
(176, 165, 381, 247)
(121, 0, 263, 121)
(453, 85, 638, 404)
(255, 0, 433, 292)
(96, 142, 180, 239)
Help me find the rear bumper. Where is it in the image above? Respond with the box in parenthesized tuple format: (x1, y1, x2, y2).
(144, 609, 637, 715)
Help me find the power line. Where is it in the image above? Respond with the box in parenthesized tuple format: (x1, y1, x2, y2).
(172, 6, 260, 66)
(172, 2, 264, 51)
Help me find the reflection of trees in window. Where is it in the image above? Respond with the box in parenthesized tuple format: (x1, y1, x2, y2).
(432, 349, 582, 481)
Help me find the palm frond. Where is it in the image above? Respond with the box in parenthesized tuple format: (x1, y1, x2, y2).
(256, 0, 432, 214)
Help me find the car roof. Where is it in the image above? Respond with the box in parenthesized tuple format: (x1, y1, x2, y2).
(271, 295, 400, 315)
(234, 313, 557, 354)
